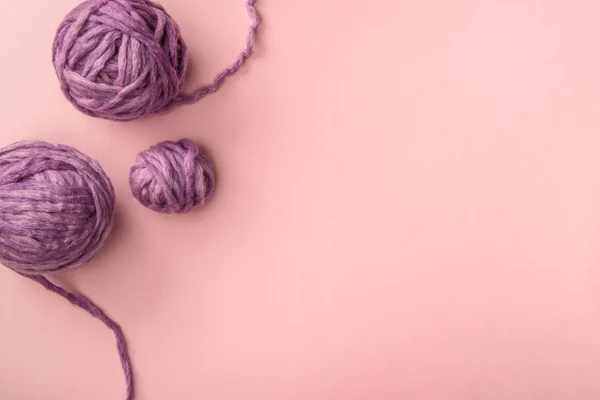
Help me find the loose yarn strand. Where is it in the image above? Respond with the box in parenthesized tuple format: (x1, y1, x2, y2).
(173, 0, 261, 106)
(23, 274, 134, 400)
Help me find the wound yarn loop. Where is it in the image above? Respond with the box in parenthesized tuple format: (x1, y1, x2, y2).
(0, 141, 134, 400)
(130, 139, 215, 213)
(53, 0, 261, 121)
(0, 141, 114, 273)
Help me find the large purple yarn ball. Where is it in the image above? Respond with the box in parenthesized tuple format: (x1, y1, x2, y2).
(0, 141, 115, 274)
(130, 139, 215, 213)
(52, 0, 188, 121)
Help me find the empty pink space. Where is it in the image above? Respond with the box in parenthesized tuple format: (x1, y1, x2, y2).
(1, 0, 600, 399)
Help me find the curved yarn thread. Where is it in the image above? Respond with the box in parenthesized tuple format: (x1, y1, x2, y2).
(173, 0, 261, 107)
(23, 274, 134, 400)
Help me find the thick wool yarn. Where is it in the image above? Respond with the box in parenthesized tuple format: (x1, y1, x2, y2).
(53, 0, 261, 121)
(0, 141, 134, 400)
(130, 139, 215, 213)
(0, 141, 114, 273)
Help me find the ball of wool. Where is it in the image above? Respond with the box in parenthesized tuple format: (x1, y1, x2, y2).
(130, 139, 215, 213)
(0, 141, 115, 274)
(52, 0, 187, 121)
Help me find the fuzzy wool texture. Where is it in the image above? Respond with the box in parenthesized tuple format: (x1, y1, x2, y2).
(130, 139, 215, 213)
(53, 0, 187, 121)
(52, 0, 261, 121)
(0, 141, 134, 400)
(0, 141, 115, 273)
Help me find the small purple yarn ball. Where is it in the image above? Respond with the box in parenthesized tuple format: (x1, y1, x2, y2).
(0, 141, 115, 274)
(130, 139, 215, 213)
(53, 0, 187, 121)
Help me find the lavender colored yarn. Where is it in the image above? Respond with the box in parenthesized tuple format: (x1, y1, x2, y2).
(0, 141, 114, 273)
(130, 139, 215, 213)
(0, 141, 134, 400)
(53, 0, 261, 121)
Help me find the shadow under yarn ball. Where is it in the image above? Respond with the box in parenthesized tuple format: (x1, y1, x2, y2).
(0, 141, 115, 274)
(130, 139, 215, 213)
(53, 0, 187, 121)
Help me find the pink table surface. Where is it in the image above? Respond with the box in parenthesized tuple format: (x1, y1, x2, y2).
(2, 0, 600, 399)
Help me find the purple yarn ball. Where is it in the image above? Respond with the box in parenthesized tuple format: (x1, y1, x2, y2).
(53, 0, 187, 121)
(130, 139, 215, 213)
(0, 141, 115, 274)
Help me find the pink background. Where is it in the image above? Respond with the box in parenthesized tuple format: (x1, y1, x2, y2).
(1, 0, 600, 398)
